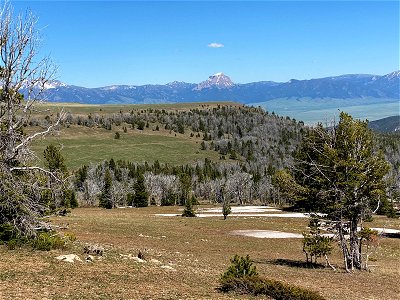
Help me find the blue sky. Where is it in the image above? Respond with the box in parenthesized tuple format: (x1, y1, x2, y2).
(13, 1, 400, 87)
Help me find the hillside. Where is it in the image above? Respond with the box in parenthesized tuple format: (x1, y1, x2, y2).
(369, 115, 400, 132)
(31, 102, 302, 172)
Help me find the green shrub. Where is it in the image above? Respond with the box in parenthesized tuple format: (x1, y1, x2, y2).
(302, 218, 334, 264)
(219, 255, 326, 300)
(256, 278, 326, 300)
(0, 223, 15, 242)
(31, 232, 66, 251)
(221, 255, 258, 281)
(7, 239, 18, 250)
(64, 232, 77, 243)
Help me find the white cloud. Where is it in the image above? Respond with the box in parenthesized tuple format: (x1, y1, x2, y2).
(207, 42, 224, 48)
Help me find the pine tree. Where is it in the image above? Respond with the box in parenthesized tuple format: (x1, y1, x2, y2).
(43, 144, 67, 174)
(133, 173, 148, 207)
(182, 196, 196, 217)
(295, 112, 390, 271)
(99, 169, 113, 209)
(43, 145, 68, 210)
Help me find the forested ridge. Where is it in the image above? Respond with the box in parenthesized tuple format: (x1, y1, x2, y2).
(28, 104, 400, 213)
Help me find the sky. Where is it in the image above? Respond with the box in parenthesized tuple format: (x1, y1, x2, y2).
(12, 1, 400, 87)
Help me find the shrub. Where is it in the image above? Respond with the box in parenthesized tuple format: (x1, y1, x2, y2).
(30, 232, 65, 251)
(7, 239, 18, 250)
(256, 278, 326, 300)
(222, 200, 231, 220)
(219, 255, 326, 300)
(64, 232, 77, 243)
(221, 255, 258, 281)
(302, 218, 334, 265)
(0, 223, 15, 242)
(182, 198, 196, 217)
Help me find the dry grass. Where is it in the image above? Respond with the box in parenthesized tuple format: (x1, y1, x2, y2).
(0, 207, 399, 300)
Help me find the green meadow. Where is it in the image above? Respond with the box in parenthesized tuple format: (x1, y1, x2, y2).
(31, 125, 221, 169)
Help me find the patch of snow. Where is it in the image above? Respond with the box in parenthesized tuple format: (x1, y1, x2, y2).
(213, 72, 223, 77)
(361, 227, 400, 234)
(231, 230, 303, 239)
(44, 81, 67, 89)
(199, 206, 280, 213)
(197, 213, 308, 218)
(155, 213, 308, 218)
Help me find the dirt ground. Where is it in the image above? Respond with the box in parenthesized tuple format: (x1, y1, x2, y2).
(0, 206, 399, 300)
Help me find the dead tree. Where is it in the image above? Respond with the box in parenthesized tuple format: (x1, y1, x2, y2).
(0, 2, 64, 237)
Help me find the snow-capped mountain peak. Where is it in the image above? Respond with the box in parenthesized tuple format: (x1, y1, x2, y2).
(43, 80, 67, 89)
(194, 72, 234, 91)
(385, 70, 400, 80)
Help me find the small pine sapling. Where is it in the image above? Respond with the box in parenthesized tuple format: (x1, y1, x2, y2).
(302, 217, 334, 269)
(222, 199, 231, 220)
(182, 198, 196, 217)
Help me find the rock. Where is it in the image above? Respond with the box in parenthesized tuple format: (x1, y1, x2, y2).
(120, 253, 146, 263)
(160, 265, 176, 271)
(83, 244, 104, 256)
(85, 255, 95, 262)
(55, 254, 82, 263)
(150, 258, 161, 265)
(131, 257, 146, 263)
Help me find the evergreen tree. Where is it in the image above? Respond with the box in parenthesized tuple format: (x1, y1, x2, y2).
(220, 185, 231, 220)
(133, 173, 148, 207)
(179, 173, 192, 206)
(43, 144, 67, 174)
(43, 145, 68, 210)
(182, 196, 196, 217)
(295, 112, 390, 271)
(99, 170, 113, 209)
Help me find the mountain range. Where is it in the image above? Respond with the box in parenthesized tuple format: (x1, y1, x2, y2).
(35, 71, 400, 105)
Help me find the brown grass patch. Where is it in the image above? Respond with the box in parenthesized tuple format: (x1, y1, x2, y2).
(0, 207, 399, 299)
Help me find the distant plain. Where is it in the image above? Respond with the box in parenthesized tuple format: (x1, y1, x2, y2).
(250, 97, 399, 124)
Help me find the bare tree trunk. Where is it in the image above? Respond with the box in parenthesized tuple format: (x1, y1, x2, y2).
(338, 222, 350, 273)
(350, 218, 362, 270)
(325, 255, 336, 271)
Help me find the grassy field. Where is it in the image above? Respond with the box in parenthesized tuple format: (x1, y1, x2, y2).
(0, 206, 399, 300)
(34, 101, 241, 116)
(31, 124, 221, 169)
(29, 102, 240, 169)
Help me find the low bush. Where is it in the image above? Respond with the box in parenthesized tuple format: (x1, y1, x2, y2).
(1, 225, 67, 251)
(220, 255, 326, 300)
(0, 223, 15, 242)
(63, 232, 77, 243)
(30, 232, 66, 251)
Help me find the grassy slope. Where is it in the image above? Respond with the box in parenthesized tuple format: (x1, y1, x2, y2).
(0, 207, 399, 299)
(30, 102, 236, 169)
(34, 101, 241, 116)
(31, 125, 220, 169)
